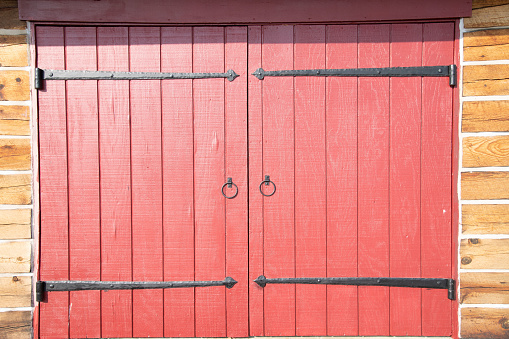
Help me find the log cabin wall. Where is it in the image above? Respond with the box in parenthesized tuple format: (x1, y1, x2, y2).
(0, 1, 32, 338)
(460, 1, 509, 338)
(0, 0, 508, 338)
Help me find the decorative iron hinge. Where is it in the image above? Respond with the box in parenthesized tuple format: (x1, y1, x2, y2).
(252, 65, 457, 87)
(36, 277, 237, 302)
(34, 68, 240, 89)
(254, 275, 455, 300)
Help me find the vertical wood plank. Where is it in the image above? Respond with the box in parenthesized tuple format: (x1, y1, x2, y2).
(248, 25, 264, 337)
(294, 24, 327, 336)
(161, 26, 195, 338)
(37, 26, 69, 339)
(65, 26, 101, 339)
(129, 26, 164, 338)
(421, 22, 454, 337)
(389, 23, 423, 336)
(193, 26, 226, 337)
(325, 24, 359, 336)
(357, 24, 390, 336)
(225, 26, 249, 337)
(262, 25, 295, 336)
(97, 26, 132, 338)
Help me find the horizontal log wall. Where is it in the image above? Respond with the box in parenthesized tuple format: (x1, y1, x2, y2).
(461, 0, 509, 338)
(0, 1, 32, 339)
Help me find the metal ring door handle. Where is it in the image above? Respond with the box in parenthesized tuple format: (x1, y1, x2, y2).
(259, 175, 276, 197)
(221, 177, 238, 199)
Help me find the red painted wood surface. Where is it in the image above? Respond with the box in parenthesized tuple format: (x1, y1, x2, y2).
(19, 0, 472, 24)
(247, 25, 264, 337)
(161, 26, 195, 337)
(97, 27, 132, 338)
(193, 27, 227, 337)
(325, 24, 359, 336)
(389, 23, 423, 336)
(37, 26, 68, 339)
(357, 24, 391, 336)
(261, 25, 296, 336)
(421, 22, 454, 337)
(37, 23, 456, 338)
(225, 26, 249, 337)
(65, 26, 102, 338)
(294, 24, 327, 336)
(129, 27, 164, 338)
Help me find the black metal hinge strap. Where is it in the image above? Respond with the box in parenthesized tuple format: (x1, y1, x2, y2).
(34, 68, 240, 89)
(252, 65, 457, 87)
(36, 277, 237, 302)
(254, 275, 455, 300)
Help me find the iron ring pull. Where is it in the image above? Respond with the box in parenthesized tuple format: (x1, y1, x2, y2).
(259, 175, 276, 197)
(221, 177, 238, 199)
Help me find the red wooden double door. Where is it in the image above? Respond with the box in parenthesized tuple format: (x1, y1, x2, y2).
(37, 23, 455, 338)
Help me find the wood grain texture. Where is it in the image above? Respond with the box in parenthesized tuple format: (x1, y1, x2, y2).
(0, 2, 25, 30)
(247, 25, 264, 337)
(0, 311, 31, 339)
(420, 22, 454, 337)
(0, 35, 27, 67)
(0, 209, 31, 239)
(36, 25, 69, 339)
(472, 0, 509, 10)
(0, 138, 30, 170)
(463, 136, 509, 167)
(0, 241, 30, 273)
(0, 174, 30, 204)
(97, 26, 132, 338)
(294, 24, 327, 336)
(0, 105, 29, 136)
(357, 24, 390, 336)
(389, 23, 422, 336)
(0, 71, 29, 101)
(462, 171, 509, 200)
(65, 26, 101, 338)
(463, 100, 509, 132)
(463, 65, 509, 97)
(465, 3, 509, 28)
(224, 26, 249, 337)
(193, 26, 226, 338)
(461, 308, 509, 338)
(462, 204, 509, 234)
(160, 26, 194, 338)
(464, 28, 509, 61)
(460, 272, 509, 304)
(325, 24, 358, 336)
(461, 238, 509, 269)
(0, 275, 30, 307)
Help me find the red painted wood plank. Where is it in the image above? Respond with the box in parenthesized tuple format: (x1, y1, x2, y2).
(37, 26, 69, 339)
(325, 24, 359, 336)
(129, 26, 164, 338)
(421, 22, 454, 337)
(19, 0, 473, 24)
(294, 24, 327, 336)
(160, 26, 195, 338)
(261, 25, 295, 336)
(193, 26, 227, 337)
(248, 25, 264, 337)
(97, 26, 132, 338)
(225, 26, 249, 337)
(389, 23, 422, 336)
(64, 26, 101, 338)
(357, 24, 390, 336)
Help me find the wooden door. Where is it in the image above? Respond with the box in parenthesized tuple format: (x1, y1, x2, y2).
(37, 23, 455, 338)
(37, 26, 248, 338)
(247, 23, 455, 337)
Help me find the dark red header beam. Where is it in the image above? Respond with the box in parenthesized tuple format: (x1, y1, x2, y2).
(19, 0, 471, 24)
